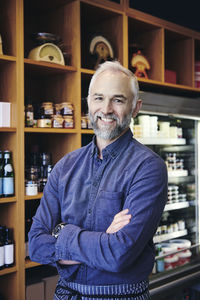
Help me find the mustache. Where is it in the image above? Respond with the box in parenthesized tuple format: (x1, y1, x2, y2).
(93, 112, 119, 122)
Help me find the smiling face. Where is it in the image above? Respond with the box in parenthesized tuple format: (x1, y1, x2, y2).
(88, 70, 136, 141)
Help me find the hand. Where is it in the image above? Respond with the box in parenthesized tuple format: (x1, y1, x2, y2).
(58, 260, 81, 265)
(106, 209, 132, 234)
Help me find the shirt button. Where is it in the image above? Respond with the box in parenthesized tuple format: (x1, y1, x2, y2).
(88, 209, 92, 215)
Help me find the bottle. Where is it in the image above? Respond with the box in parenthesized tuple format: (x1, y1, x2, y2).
(0, 226, 5, 270)
(0, 151, 3, 198)
(2, 151, 14, 197)
(176, 119, 183, 138)
(156, 244, 164, 272)
(4, 228, 14, 268)
(25, 104, 34, 127)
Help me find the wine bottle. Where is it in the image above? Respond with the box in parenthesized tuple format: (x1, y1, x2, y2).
(0, 226, 5, 270)
(4, 228, 14, 268)
(2, 150, 14, 197)
(0, 151, 3, 198)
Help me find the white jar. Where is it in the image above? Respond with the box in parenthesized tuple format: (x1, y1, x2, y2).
(25, 181, 38, 196)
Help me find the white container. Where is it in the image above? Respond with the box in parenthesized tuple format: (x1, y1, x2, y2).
(138, 115, 150, 137)
(159, 121, 170, 138)
(149, 116, 158, 137)
(0, 102, 11, 127)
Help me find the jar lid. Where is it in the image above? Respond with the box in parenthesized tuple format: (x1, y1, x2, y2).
(169, 239, 191, 248)
(41, 102, 53, 105)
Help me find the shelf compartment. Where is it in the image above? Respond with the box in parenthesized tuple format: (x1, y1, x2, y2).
(0, 128, 16, 132)
(164, 201, 190, 212)
(81, 2, 124, 69)
(0, 1, 16, 56)
(153, 229, 188, 243)
(0, 266, 17, 276)
(165, 30, 193, 87)
(25, 132, 81, 165)
(128, 17, 163, 82)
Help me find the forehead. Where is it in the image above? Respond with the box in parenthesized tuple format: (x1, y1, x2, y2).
(90, 70, 132, 96)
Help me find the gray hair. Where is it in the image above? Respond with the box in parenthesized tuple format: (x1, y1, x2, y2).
(88, 60, 139, 108)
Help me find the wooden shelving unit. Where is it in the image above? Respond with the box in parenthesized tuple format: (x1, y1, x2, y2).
(0, 0, 200, 298)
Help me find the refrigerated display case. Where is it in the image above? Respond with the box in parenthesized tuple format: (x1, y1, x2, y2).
(131, 106, 200, 299)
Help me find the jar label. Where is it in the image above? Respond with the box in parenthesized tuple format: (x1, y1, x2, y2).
(3, 177, 14, 195)
(4, 244, 14, 264)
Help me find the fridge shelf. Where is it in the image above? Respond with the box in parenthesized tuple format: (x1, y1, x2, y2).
(153, 229, 188, 243)
(168, 175, 195, 184)
(136, 137, 186, 145)
(164, 201, 190, 211)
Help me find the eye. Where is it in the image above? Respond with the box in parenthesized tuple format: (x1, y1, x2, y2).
(113, 98, 124, 104)
(94, 96, 104, 101)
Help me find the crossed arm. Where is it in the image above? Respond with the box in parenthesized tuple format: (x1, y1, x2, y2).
(59, 209, 131, 265)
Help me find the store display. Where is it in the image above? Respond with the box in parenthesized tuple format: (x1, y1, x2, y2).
(130, 50, 150, 79)
(2, 150, 14, 197)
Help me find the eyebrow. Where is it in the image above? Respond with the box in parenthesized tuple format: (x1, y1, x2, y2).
(93, 93, 127, 100)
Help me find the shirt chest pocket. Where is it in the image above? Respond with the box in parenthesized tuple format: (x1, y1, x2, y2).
(94, 190, 124, 232)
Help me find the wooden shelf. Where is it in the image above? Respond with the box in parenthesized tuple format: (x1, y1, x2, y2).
(81, 68, 95, 75)
(0, 197, 17, 204)
(25, 258, 41, 269)
(24, 58, 77, 75)
(25, 193, 43, 201)
(0, 55, 16, 63)
(0, 127, 16, 132)
(81, 129, 94, 134)
(0, 266, 17, 276)
(24, 127, 78, 134)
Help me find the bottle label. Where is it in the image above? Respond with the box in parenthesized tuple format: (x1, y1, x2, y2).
(0, 246, 4, 267)
(4, 244, 14, 265)
(4, 164, 13, 173)
(0, 177, 3, 195)
(3, 177, 14, 195)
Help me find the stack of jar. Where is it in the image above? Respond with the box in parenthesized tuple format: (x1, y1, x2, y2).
(167, 185, 187, 204)
(165, 153, 185, 172)
(81, 115, 93, 129)
(155, 219, 186, 236)
(25, 101, 74, 129)
(154, 239, 192, 273)
(25, 152, 53, 196)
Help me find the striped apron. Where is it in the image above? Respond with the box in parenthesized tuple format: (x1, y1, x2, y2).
(54, 278, 151, 300)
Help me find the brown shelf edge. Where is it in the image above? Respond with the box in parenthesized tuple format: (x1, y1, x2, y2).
(25, 193, 43, 201)
(24, 127, 78, 134)
(0, 266, 17, 276)
(81, 68, 95, 75)
(81, 129, 94, 134)
(0, 54, 16, 62)
(25, 259, 41, 269)
(0, 197, 17, 204)
(24, 58, 76, 72)
(0, 127, 16, 132)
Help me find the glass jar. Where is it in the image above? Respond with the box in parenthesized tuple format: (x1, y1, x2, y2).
(60, 102, 74, 116)
(63, 116, 74, 128)
(81, 116, 88, 129)
(52, 115, 63, 128)
(37, 115, 52, 128)
(41, 102, 54, 118)
(54, 103, 61, 115)
(25, 180, 38, 196)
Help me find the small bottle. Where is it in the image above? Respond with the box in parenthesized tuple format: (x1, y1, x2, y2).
(2, 151, 14, 197)
(4, 228, 14, 268)
(0, 151, 3, 198)
(0, 226, 5, 270)
(176, 119, 183, 138)
(25, 104, 34, 127)
(156, 244, 164, 272)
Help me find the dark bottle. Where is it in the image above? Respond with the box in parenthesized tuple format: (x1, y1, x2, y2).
(0, 226, 5, 270)
(25, 104, 34, 127)
(4, 228, 14, 268)
(0, 151, 3, 198)
(2, 150, 14, 197)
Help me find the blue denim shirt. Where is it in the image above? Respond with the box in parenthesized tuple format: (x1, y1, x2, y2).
(29, 129, 168, 285)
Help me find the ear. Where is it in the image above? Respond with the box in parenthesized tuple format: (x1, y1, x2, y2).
(132, 99, 142, 118)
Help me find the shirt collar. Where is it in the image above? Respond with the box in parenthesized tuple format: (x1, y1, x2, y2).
(91, 129, 133, 160)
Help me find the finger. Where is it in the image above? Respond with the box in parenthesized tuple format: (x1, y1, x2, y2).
(106, 219, 131, 234)
(114, 209, 129, 219)
(113, 213, 132, 224)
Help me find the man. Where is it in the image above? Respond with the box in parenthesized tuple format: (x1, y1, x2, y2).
(29, 61, 168, 299)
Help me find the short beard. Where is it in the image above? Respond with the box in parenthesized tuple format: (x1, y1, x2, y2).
(89, 111, 132, 140)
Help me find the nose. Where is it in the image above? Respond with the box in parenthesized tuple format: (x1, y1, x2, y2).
(101, 99, 113, 115)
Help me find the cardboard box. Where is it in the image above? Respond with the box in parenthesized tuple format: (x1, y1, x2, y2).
(0, 102, 11, 127)
(42, 275, 59, 300)
(26, 281, 44, 300)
